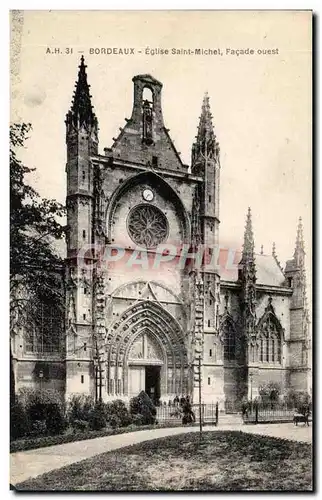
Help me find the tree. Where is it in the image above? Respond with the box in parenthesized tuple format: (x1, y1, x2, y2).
(10, 123, 66, 401)
(258, 381, 281, 408)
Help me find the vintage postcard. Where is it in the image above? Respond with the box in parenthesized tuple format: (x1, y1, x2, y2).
(10, 10, 312, 491)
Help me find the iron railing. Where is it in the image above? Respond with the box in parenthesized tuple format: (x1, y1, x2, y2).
(242, 404, 311, 424)
(155, 403, 219, 425)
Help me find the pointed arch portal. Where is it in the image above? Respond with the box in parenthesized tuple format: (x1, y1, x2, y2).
(104, 300, 189, 401)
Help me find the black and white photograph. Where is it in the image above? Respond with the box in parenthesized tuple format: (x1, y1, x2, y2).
(9, 10, 313, 491)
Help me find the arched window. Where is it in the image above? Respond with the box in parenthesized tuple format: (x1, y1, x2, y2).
(25, 301, 63, 354)
(277, 340, 281, 363)
(142, 87, 154, 145)
(222, 320, 236, 361)
(260, 337, 264, 362)
(271, 337, 275, 362)
(258, 316, 282, 364)
(142, 86, 153, 103)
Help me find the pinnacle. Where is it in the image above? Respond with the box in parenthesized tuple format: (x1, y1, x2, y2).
(294, 215, 305, 264)
(242, 207, 255, 261)
(67, 56, 97, 128)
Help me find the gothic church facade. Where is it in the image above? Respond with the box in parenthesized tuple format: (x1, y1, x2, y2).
(12, 58, 311, 406)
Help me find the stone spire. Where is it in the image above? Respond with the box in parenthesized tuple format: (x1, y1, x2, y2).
(294, 216, 305, 268)
(239, 208, 257, 342)
(66, 56, 97, 129)
(191, 92, 220, 167)
(241, 207, 255, 265)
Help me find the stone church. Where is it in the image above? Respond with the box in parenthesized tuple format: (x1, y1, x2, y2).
(12, 57, 311, 406)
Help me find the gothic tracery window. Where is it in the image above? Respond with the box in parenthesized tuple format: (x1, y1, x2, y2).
(258, 316, 282, 364)
(24, 302, 63, 354)
(127, 204, 168, 248)
(222, 319, 236, 361)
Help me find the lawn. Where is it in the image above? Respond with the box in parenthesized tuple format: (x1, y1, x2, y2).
(15, 431, 312, 492)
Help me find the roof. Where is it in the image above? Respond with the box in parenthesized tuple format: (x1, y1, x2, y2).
(220, 252, 286, 287)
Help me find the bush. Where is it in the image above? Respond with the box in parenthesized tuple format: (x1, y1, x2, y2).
(71, 419, 90, 432)
(105, 400, 132, 428)
(258, 382, 281, 408)
(67, 394, 95, 425)
(10, 401, 30, 440)
(17, 388, 66, 437)
(284, 390, 312, 414)
(130, 391, 157, 425)
(46, 403, 67, 435)
(30, 420, 47, 437)
(131, 414, 146, 426)
(89, 402, 107, 430)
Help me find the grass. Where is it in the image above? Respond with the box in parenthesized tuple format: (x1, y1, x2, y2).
(15, 431, 312, 492)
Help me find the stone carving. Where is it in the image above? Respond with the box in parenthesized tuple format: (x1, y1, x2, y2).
(127, 204, 168, 248)
(128, 335, 144, 359)
(147, 336, 162, 360)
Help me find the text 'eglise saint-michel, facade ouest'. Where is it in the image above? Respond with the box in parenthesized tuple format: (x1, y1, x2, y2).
(13, 57, 311, 407)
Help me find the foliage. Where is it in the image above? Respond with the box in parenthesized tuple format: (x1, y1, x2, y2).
(89, 402, 107, 431)
(284, 390, 312, 414)
(17, 388, 66, 436)
(10, 123, 66, 400)
(105, 400, 132, 428)
(258, 382, 281, 408)
(131, 414, 146, 426)
(67, 395, 95, 424)
(18, 387, 65, 410)
(130, 390, 157, 425)
(71, 420, 90, 432)
(46, 403, 67, 435)
(10, 400, 30, 440)
(30, 420, 47, 437)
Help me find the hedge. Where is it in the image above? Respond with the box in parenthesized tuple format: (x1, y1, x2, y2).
(10, 421, 189, 454)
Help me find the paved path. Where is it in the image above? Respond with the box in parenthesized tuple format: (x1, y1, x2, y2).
(10, 422, 312, 486)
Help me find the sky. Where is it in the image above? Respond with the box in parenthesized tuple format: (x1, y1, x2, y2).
(10, 10, 312, 300)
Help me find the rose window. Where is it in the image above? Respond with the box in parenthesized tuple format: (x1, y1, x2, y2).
(127, 204, 168, 247)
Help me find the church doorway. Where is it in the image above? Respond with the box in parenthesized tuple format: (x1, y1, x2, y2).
(145, 365, 161, 403)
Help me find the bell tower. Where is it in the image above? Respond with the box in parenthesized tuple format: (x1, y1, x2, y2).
(65, 56, 99, 398)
